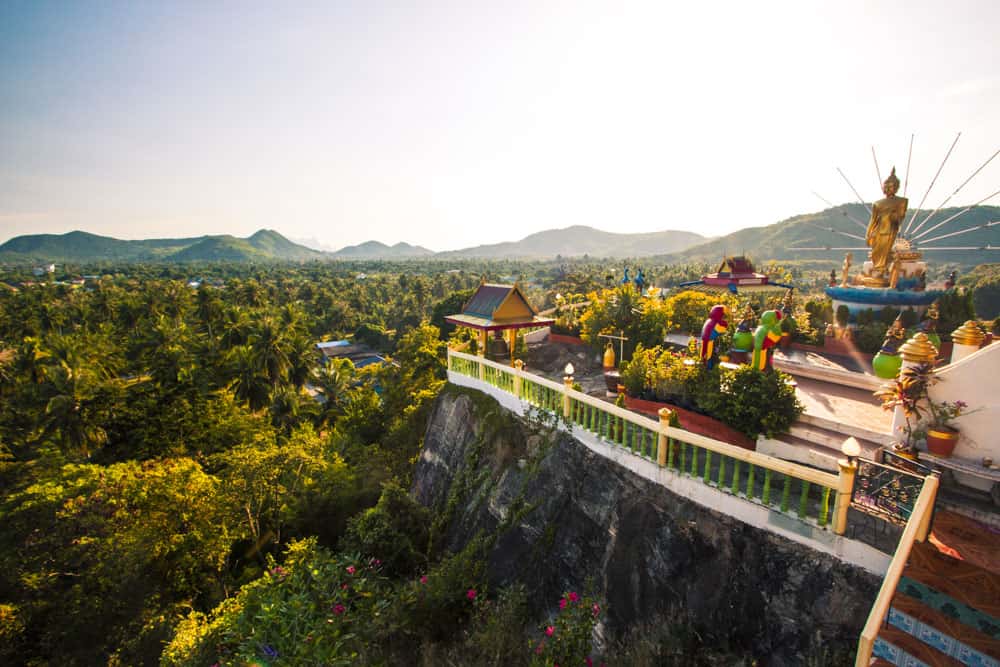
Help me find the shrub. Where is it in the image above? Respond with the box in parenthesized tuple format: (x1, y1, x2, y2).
(699, 365, 803, 439)
(340, 481, 431, 577)
(529, 590, 604, 667)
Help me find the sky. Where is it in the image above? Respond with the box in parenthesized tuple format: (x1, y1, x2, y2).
(2, 1, 999, 252)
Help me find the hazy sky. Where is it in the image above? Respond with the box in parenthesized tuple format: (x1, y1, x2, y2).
(2, 1, 999, 251)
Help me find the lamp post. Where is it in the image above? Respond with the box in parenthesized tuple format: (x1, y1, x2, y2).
(833, 436, 861, 535)
(563, 363, 575, 419)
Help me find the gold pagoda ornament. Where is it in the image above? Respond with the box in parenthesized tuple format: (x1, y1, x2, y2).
(899, 332, 938, 364)
(951, 320, 985, 347)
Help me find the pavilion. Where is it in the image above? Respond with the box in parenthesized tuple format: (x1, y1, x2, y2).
(445, 282, 554, 365)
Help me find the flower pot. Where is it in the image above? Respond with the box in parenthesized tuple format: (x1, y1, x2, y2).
(892, 444, 918, 460)
(926, 427, 959, 457)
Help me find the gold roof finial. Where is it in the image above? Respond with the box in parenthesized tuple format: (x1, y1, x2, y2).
(899, 332, 938, 363)
(951, 320, 985, 347)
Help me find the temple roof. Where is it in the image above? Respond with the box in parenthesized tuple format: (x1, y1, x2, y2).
(445, 282, 554, 331)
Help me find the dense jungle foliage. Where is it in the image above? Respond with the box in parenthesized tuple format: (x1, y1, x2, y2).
(0, 258, 995, 665)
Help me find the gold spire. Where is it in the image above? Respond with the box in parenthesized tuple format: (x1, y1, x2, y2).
(899, 332, 938, 363)
(951, 320, 985, 347)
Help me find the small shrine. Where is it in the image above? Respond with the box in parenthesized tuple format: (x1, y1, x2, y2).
(677, 255, 794, 295)
(445, 282, 554, 365)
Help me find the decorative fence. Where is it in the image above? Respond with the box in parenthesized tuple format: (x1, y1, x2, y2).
(447, 349, 851, 534)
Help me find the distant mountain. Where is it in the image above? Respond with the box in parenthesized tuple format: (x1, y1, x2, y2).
(665, 204, 1000, 270)
(0, 229, 325, 263)
(437, 225, 707, 259)
(331, 241, 434, 259)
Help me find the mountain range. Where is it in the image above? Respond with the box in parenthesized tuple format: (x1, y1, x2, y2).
(0, 229, 324, 263)
(1, 204, 996, 266)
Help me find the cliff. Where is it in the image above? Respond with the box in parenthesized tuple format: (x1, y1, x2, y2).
(413, 385, 880, 664)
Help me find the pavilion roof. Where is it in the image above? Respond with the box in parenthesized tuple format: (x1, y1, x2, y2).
(444, 282, 554, 331)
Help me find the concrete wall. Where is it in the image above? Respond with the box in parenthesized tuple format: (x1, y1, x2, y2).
(934, 341, 1000, 462)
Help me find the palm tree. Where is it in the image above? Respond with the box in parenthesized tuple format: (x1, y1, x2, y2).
(312, 357, 356, 427)
(226, 344, 271, 411)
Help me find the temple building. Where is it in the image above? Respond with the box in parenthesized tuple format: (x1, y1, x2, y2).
(445, 282, 553, 365)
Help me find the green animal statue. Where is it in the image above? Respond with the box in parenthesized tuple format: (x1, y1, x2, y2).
(751, 310, 784, 371)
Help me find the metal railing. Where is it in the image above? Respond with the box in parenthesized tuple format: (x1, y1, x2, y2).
(447, 349, 852, 534)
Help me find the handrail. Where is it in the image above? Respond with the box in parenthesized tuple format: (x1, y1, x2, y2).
(854, 474, 939, 666)
(448, 348, 843, 525)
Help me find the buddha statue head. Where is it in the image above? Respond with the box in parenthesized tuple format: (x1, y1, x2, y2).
(882, 167, 900, 197)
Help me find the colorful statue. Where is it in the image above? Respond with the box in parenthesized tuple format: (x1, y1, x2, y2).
(731, 304, 756, 354)
(918, 302, 941, 351)
(621, 267, 631, 285)
(865, 167, 908, 279)
(751, 310, 784, 371)
(872, 315, 907, 379)
(699, 305, 729, 369)
(634, 268, 646, 294)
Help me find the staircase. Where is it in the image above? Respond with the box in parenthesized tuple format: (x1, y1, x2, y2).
(869, 510, 1000, 666)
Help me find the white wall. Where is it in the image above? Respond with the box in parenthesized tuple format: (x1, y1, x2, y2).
(933, 342, 1000, 462)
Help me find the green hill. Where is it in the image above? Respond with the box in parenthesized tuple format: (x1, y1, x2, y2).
(667, 204, 1000, 271)
(331, 240, 434, 259)
(0, 229, 325, 263)
(436, 225, 707, 258)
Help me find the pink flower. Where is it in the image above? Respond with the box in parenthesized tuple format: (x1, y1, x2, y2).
(535, 641, 545, 654)
(568, 591, 579, 602)
(545, 625, 554, 636)
(420, 575, 428, 584)
(346, 565, 356, 575)
(586, 658, 593, 667)
(332, 603, 346, 615)
(559, 598, 567, 610)
(592, 603, 600, 616)
(466, 588, 477, 600)
(341, 583, 349, 590)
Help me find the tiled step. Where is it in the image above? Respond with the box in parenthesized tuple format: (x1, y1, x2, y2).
(889, 593, 1000, 665)
(874, 625, 967, 666)
(927, 511, 1000, 577)
(905, 542, 1000, 627)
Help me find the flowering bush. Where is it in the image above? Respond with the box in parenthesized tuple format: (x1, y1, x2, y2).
(529, 591, 603, 667)
(927, 399, 979, 430)
(161, 538, 390, 667)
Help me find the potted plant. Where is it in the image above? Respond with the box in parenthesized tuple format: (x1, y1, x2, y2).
(874, 362, 936, 459)
(925, 399, 978, 457)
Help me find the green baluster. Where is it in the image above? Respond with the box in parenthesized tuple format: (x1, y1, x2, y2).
(781, 475, 792, 513)
(667, 437, 676, 468)
(703, 450, 712, 484)
(746, 464, 756, 499)
(679, 441, 686, 472)
(717, 456, 726, 487)
(762, 469, 772, 505)
(798, 481, 811, 519)
(689, 446, 697, 476)
(731, 460, 740, 495)
(818, 487, 832, 527)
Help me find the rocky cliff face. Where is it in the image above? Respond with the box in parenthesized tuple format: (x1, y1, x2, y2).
(413, 386, 881, 664)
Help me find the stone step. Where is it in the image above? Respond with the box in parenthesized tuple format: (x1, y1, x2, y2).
(874, 624, 967, 666)
(889, 592, 1000, 664)
(787, 421, 885, 455)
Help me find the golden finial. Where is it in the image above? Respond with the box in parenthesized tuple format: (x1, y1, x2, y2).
(951, 320, 985, 347)
(899, 332, 938, 363)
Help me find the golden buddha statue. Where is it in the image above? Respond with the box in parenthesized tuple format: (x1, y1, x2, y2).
(865, 167, 908, 279)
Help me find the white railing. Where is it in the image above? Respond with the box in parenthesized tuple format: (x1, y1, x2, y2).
(448, 349, 853, 533)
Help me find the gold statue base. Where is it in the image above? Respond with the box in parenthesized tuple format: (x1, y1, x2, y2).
(855, 274, 890, 288)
